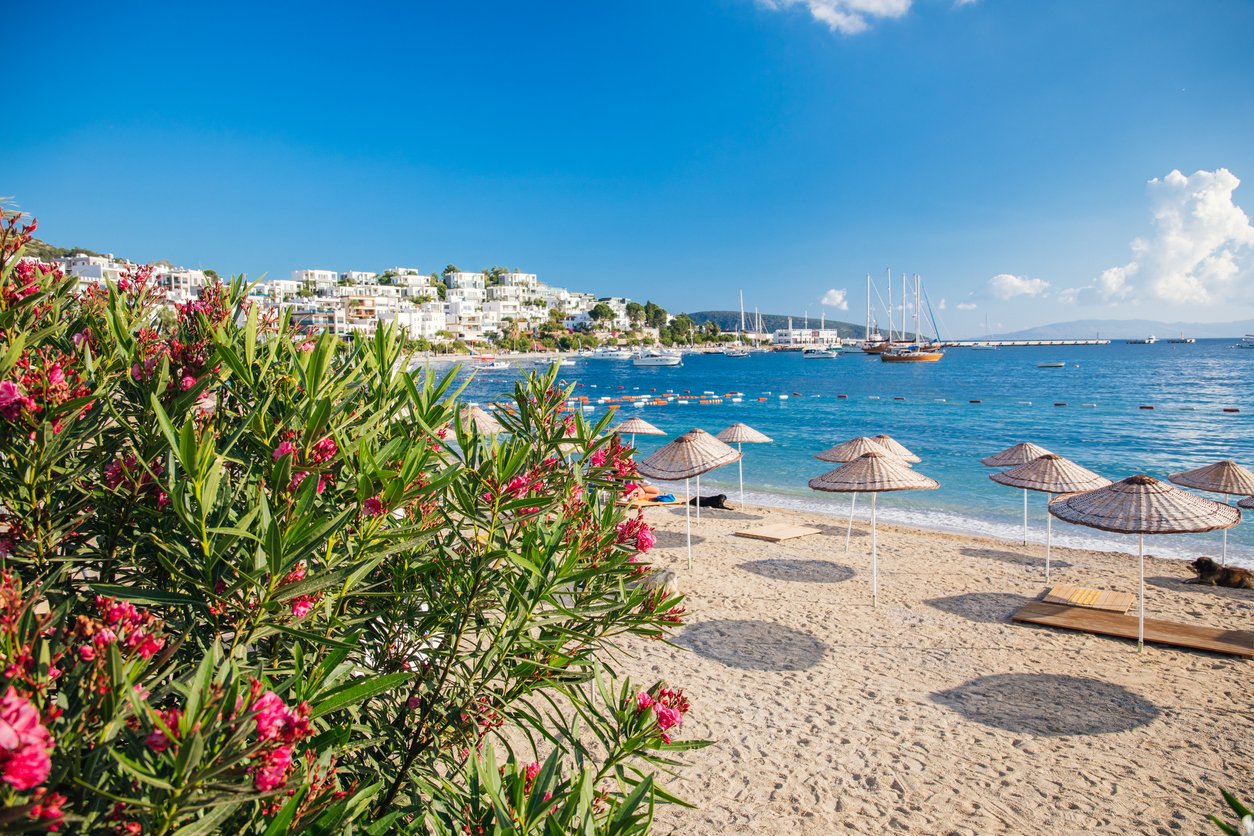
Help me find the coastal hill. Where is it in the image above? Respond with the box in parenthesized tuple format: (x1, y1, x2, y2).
(991, 318, 1254, 341)
(685, 310, 877, 339)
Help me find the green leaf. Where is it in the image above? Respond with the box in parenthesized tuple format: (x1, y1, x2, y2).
(261, 786, 308, 836)
(87, 584, 201, 607)
(310, 672, 412, 719)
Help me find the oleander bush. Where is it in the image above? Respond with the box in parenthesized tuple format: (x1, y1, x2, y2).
(0, 210, 701, 833)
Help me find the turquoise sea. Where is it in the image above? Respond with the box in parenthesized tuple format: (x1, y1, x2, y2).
(448, 340, 1254, 568)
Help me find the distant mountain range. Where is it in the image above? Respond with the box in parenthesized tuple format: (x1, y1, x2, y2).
(683, 311, 921, 341)
(989, 319, 1254, 341)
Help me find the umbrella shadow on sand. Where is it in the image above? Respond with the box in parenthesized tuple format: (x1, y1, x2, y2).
(932, 673, 1159, 736)
(1146, 575, 1251, 599)
(960, 546, 1073, 571)
(739, 558, 856, 584)
(650, 530, 706, 550)
(923, 592, 1035, 624)
(675, 620, 826, 671)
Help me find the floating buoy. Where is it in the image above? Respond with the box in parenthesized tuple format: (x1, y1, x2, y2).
(779, 395, 789, 400)
(1223, 408, 1240, 413)
(1082, 403, 1097, 408)
(837, 394, 848, 399)
(1054, 403, 1067, 407)
(868, 396, 880, 400)
(893, 397, 906, 401)
(757, 397, 768, 402)
(731, 397, 743, 403)
(677, 400, 689, 406)
(1018, 401, 1032, 405)
(970, 400, 982, 404)
(1139, 405, 1154, 410)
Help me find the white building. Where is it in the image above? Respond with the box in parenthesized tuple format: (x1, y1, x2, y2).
(60, 253, 131, 288)
(771, 326, 842, 347)
(292, 269, 338, 295)
(340, 270, 377, 285)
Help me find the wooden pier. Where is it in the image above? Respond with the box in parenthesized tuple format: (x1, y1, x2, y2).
(942, 339, 1111, 347)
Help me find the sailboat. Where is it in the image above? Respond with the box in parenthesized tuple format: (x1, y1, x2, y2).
(880, 274, 944, 363)
(861, 271, 891, 353)
(971, 316, 998, 350)
(723, 290, 750, 357)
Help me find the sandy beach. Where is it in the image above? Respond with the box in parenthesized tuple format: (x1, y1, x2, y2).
(618, 501, 1253, 834)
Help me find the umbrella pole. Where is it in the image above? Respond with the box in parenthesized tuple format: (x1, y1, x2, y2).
(696, 474, 701, 525)
(871, 493, 878, 608)
(1023, 489, 1028, 546)
(1138, 533, 1145, 654)
(1045, 493, 1052, 583)
(1222, 496, 1230, 565)
(844, 493, 857, 555)
(685, 478, 692, 570)
(738, 442, 744, 507)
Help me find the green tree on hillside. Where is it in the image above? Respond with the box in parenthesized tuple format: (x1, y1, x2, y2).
(589, 302, 615, 322)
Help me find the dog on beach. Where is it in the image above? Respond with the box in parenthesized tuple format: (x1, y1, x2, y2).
(1186, 556, 1254, 589)
(688, 494, 733, 510)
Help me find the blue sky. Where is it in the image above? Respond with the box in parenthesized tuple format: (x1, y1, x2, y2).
(6, 1, 1254, 333)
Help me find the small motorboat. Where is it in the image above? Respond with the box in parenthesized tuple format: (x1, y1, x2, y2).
(1037, 362, 1066, 368)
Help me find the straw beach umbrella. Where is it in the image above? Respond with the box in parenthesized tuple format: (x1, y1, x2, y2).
(808, 451, 939, 606)
(614, 416, 665, 449)
(815, 437, 903, 553)
(1049, 475, 1241, 652)
(982, 442, 1054, 545)
(989, 454, 1110, 582)
(1168, 460, 1254, 565)
(716, 422, 773, 507)
(637, 429, 741, 569)
(1240, 496, 1254, 510)
(872, 434, 921, 464)
(461, 405, 504, 436)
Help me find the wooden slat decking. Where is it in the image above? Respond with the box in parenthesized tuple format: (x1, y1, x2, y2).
(734, 524, 823, 543)
(1043, 584, 1136, 613)
(1012, 601, 1253, 658)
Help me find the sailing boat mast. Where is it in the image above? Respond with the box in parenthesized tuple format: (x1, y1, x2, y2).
(902, 272, 908, 341)
(887, 268, 894, 342)
(913, 274, 921, 343)
(739, 290, 746, 343)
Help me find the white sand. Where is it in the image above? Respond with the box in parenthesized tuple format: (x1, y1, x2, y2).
(617, 502, 1253, 834)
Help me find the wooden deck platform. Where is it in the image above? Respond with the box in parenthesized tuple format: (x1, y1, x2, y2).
(734, 524, 823, 543)
(1043, 584, 1136, 614)
(1012, 602, 1253, 658)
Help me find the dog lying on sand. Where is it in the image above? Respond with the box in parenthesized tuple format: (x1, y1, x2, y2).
(1186, 556, 1254, 589)
(688, 494, 732, 510)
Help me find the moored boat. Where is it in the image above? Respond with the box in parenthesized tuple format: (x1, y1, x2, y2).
(1237, 334, 1254, 349)
(632, 350, 683, 367)
(880, 345, 944, 363)
(802, 346, 839, 359)
(1125, 335, 1157, 344)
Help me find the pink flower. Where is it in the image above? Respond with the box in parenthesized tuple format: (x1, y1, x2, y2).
(250, 691, 311, 744)
(252, 744, 293, 792)
(145, 708, 181, 753)
(46, 365, 66, 389)
(362, 496, 384, 518)
(78, 646, 95, 661)
(654, 705, 681, 731)
(272, 441, 297, 461)
(299, 341, 315, 352)
(310, 437, 337, 464)
(635, 692, 654, 712)
(524, 762, 542, 781)
(290, 596, 315, 618)
(590, 450, 607, 467)
(0, 687, 54, 790)
(0, 381, 32, 421)
(180, 374, 196, 391)
(635, 524, 656, 553)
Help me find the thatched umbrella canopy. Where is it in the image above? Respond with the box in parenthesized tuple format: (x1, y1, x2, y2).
(990, 454, 1111, 581)
(614, 416, 666, 448)
(872, 434, 921, 464)
(1049, 474, 1241, 651)
(1240, 496, 1254, 510)
(815, 436, 896, 464)
(808, 452, 939, 606)
(1168, 460, 1254, 564)
(981, 441, 1055, 544)
(637, 429, 741, 568)
(461, 405, 504, 435)
(716, 423, 773, 506)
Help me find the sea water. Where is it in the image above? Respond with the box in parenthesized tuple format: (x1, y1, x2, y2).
(447, 340, 1254, 568)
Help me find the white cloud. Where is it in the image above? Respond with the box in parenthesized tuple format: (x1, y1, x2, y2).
(1085, 168, 1254, 305)
(956, 302, 977, 310)
(821, 288, 849, 310)
(988, 273, 1050, 300)
(757, 0, 911, 34)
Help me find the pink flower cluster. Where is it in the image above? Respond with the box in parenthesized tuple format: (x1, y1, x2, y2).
(248, 686, 312, 792)
(0, 686, 54, 791)
(144, 707, 182, 753)
(93, 596, 165, 660)
(616, 516, 655, 553)
(274, 436, 338, 494)
(633, 687, 690, 744)
(102, 454, 169, 508)
(362, 495, 385, 518)
(278, 563, 320, 618)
